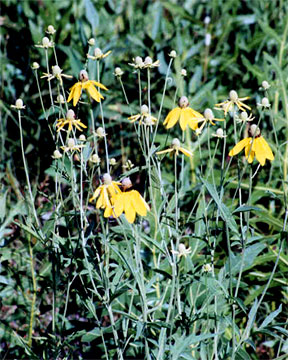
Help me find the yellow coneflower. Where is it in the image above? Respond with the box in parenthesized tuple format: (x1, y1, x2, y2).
(215, 90, 251, 116)
(56, 110, 87, 132)
(67, 70, 108, 107)
(163, 96, 203, 131)
(89, 174, 122, 217)
(156, 138, 193, 157)
(229, 124, 274, 166)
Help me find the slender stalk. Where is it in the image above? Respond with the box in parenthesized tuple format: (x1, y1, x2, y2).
(28, 234, 37, 348)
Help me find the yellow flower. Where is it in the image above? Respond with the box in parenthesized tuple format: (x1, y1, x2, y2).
(163, 96, 203, 131)
(156, 138, 193, 157)
(89, 174, 122, 217)
(128, 105, 157, 125)
(215, 90, 251, 116)
(113, 190, 150, 223)
(228, 124, 274, 166)
(56, 110, 87, 132)
(67, 70, 108, 107)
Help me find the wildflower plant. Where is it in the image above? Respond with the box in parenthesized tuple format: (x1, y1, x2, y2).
(2, 3, 288, 360)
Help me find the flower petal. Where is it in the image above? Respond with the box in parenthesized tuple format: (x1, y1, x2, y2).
(163, 108, 181, 129)
(229, 138, 251, 157)
(131, 191, 149, 216)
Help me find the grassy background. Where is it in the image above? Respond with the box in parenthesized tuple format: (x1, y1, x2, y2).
(1, 0, 288, 359)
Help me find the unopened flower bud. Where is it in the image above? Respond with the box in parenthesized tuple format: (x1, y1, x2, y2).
(240, 111, 248, 121)
(109, 158, 116, 166)
(15, 99, 24, 109)
(52, 149, 62, 159)
(103, 173, 112, 185)
(88, 38, 95, 46)
(47, 25, 56, 34)
(79, 70, 89, 82)
(169, 50, 177, 58)
(32, 62, 40, 70)
(67, 138, 75, 148)
(179, 96, 189, 108)
(66, 109, 75, 120)
(205, 33, 211, 47)
(56, 95, 65, 104)
(181, 69, 187, 77)
(79, 134, 86, 141)
(261, 80, 270, 90)
(204, 108, 214, 120)
(172, 138, 180, 148)
(141, 104, 149, 114)
(96, 127, 106, 137)
(229, 90, 238, 101)
(178, 243, 187, 254)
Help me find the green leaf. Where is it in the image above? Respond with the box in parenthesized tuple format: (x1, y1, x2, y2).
(84, 0, 99, 33)
(259, 304, 282, 330)
(201, 178, 238, 234)
(233, 205, 262, 214)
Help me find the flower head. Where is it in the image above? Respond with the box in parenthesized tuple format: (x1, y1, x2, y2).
(89, 174, 122, 217)
(128, 104, 157, 125)
(203, 263, 212, 272)
(52, 149, 62, 159)
(35, 37, 53, 49)
(129, 56, 145, 69)
(88, 38, 95, 46)
(95, 127, 106, 138)
(89, 154, 101, 164)
(181, 69, 187, 77)
(169, 50, 177, 58)
(46, 25, 56, 35)
(257, 97, 270, 108)
(212, 128, 227, 138)
(60, 138, 85, 152)
(87, 47, 111, 60)
(215, 90, 251, 116)
(197, 108, 225, 132)
(172, 243, 192, 258)
(235, 111, 254, 124)
(261, 80, 270, 90)
(56, 109, 87, 132)
(55, 94, 65, 104)
(156, 138, 193, 157)
(31, 62, 40, 70)
(11, 98, 25, 110)
(41, 65, 72, 86)
(143, 56, 160, 69)
(67, 70, 108, 106)
(109, 158, 117, 166)
(163, 96, 203, 131)
(114, 67, 124, 77)
(123, 159, 134, 171)
(112, 189, 150, 223)
(228, 125, 274, 166)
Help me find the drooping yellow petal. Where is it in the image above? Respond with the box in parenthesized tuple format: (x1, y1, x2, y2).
(156, 148, 174, 155)
(130, 191, 148, 216)
(179, 109, 188, 130)
(86, 83, 103, 102)
(90, 80, 108, 91)
(124, 197, 136, 223)
(73, 83, 82, 106)
(253, 138, 266, 166)
(96, 190, 106, 208)
(113, 193, 125, 217)
(90, 187, 101, 202)
(179, 147, 193, 157)
(245, 142, 255, 163)
(163, 107, 181, 128)
(229, 138, 251, 157)
(258, 136, 274, 161)
(67, 84, 77, 103)
(104, 205, 113, 218)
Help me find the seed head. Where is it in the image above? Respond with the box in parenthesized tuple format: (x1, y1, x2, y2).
(179, 96, 189, 108)
(135, 56, 143, 65)
(79, 134, 86, 141)
(56, 95, 65, 104)
(32, 62, 40, 70)
(181, 69, 187, 77)
(15, 99, 24, 109)
(261, 97, 270, 108)
(79, 70, 89, 82)
(52, 149, 62, 159)
(88, 38, 95, 46)
(96, 127, 106, 137)
(216, 128, 224, 137)
(67, 138, 75, 148)
(261, 80, 270, 90)
(109, 158, 116, 166)
(66, 109, 75, 120)
(90, 154, 100, 164)
(52, 65, 62, 76)
(114, 67, 124, 76)
(240, 111, 248, 121)
(47, 25, 56, 34)
(144, 56, 152, 65)
(103, 173, 112, 185)
(94, 48, 103, 57)
(229, 90, 238, 101)
(42, 37, 51, 47)
(172, 138, 180, 148)
(250, 124, 260, 136)
(141, 104, 149, 114)
(122, 177, 132, 189)
(169, 50, 177, 58)
(204, 108, 214, 120)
